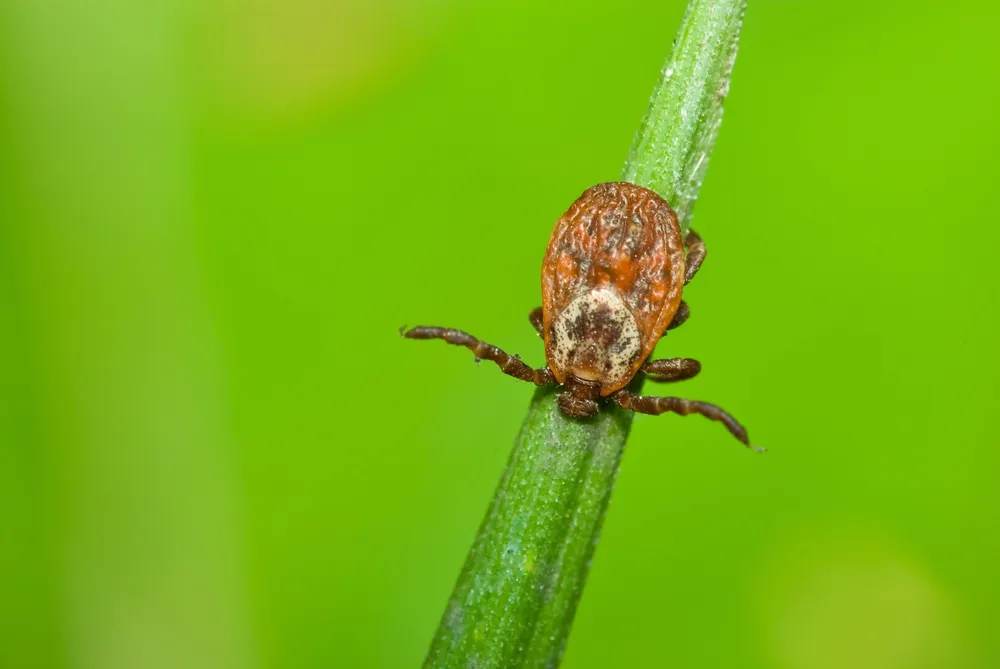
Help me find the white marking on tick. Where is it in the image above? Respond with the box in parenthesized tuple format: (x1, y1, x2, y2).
(551, 287, 641, 387)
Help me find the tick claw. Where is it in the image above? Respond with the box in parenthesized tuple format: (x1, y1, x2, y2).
(398, 325, 407, 336)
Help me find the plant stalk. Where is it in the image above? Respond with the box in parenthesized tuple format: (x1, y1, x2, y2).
(424, 1, 747, 666)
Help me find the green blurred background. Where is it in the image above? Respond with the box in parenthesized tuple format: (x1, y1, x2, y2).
(2, 0, 999, 667)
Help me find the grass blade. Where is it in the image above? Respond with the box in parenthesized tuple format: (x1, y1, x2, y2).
(424, 2, 747, 666)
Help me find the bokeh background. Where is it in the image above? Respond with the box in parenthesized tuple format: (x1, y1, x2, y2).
(2, 0, 999, 667)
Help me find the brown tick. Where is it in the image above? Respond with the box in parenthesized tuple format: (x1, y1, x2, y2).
(404, 182, 759, 451)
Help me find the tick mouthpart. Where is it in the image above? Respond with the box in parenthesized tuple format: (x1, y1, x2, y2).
(557, 392, 599, 419)
(557, 376, 601, 419)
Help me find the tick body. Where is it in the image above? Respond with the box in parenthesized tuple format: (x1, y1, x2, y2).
(543, 182, 685, 411)
(405, 182, 760, 451)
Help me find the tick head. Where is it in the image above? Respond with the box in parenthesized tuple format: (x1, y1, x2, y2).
(557, 376, 601, 419)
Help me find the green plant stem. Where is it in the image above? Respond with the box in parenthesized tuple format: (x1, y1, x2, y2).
(423, 2, 747, 667)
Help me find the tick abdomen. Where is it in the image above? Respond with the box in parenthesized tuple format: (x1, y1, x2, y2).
(549, 287, 642, 391)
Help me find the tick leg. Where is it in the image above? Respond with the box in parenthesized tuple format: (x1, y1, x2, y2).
(643, 357, 701, 382)
(684, 229, 705, 285)
(665, 301, 690, 331)
(528, 307, 543, 336)
(608, 389, 762, 452)
(403, 326, 556, 386)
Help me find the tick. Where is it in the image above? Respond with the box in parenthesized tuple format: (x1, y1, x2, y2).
(404, 182, 759, 451)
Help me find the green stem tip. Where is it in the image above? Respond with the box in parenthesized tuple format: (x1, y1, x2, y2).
(424, 1, 747, 667)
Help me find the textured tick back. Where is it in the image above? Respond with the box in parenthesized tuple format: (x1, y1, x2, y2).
(541, 182, 685, 394)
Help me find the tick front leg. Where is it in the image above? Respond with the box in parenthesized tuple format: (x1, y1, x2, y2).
(608, 389, 761, 452)
(528, 307, 543, 336)
(403, 326, 556, 386)
(642, 357, 701, 382)
(684, 229, 705, 285)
